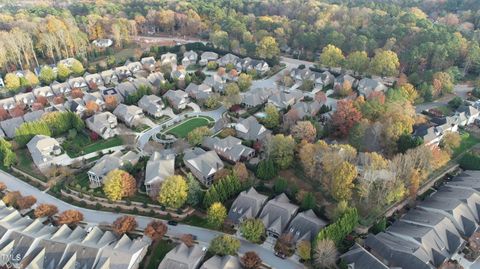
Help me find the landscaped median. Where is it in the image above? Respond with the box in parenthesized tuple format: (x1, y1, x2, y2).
(165, 115, 214, 138)
(62, 133, 124, 158)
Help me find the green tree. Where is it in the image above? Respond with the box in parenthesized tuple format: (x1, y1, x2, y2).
(39, 66, 56, 85)
(317, 207, 358, 245)
(369, 50, 399, 77)
(274, 178, 288, 194)
(210, 30, 229, 50)
(222, 83, 241, 108)
(263, 104, 280, 129)
(158, 175, 188, 209)
(187, 126, 212, 146)
(237, 73, 252, 91)
(186, 173, 203, 206)
(4, 73, 20, 91)
(209, 235, 241, 256)
(256, 36, 280, 60)
(397, 134, 423, 153)
(319, 44, 345, 68)
(301, 192, 316, 210)
(297, 240, 312, 261)
(240, 218, 265, 243)
(207, 202, 227, 229)
(345, 51, 370, 75)
(330, 161, 357, 201)
(268, 134, 295, 169)
(71, 59, 85, 76)
(0, 138, 16, 167)
(256, 159, 277, 180)
(57, 63, 72, 82)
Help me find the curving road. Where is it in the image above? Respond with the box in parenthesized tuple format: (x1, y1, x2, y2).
(0, 170, 303, 269)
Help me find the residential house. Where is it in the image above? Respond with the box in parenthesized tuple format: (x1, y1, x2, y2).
(164, 89, 188, 110)
(334, 74, 358, 92)
(290, 68, 316, 82)
(185, 83, 213, 101)
(341, 244, 389, 269)
(23, 110, 45, 122)
(113, 104, 144, 127)
(199, 51, 219, 66)
(457, 105, 479, 125)
(50, 81, 71, 96)
(171, 68, 187, 81)
(160, 52, 177, 69)
(138, 95, 165, 118)
(227, 187, 268, 225)
(68, 76, 88, 91)
(202, 136, 255, 163)
(58, 58, 76, 68)
(101, 87, 124, 103)
(141, 57, 156, 72)
(85, 112, 118, 139)
(33, 86, 55, 100)
(315, 71, 335, 89)
(413, 124, 442, 146)
(182, 50, 198, 67)
(258, 193, 299, 239)
(267, 90, 303, 110)
(200, 255, 242, 269)
(144, 151, 175, 196)
(88, 151, 139, 187)
(357, 78, 388, 97)
(237, 58, 269, 74)
(241, 88, 272, 108)
(0, 117, 24, 138)
(65, 98, 86, 116)
(116, 81, 138, 100)
(287, 210, 327, 243)
(158, 243, 206, 269)
(14, 92, 36, 107)
(114, 66, 133, 80)
(83, 92, 105, 110)
(287, 101, 322, 120)
(131, 77, 153, 91)
(147, 72, 166, 89)
(204, 74, 226, 93)
(26, 135, 63, 172)
(235, 116, 270, 141)
(0, 97, 16, 110)
(92, 38, 113, 48)
(183, 147, 224, 186)
(84, 72, 104, 89)
(125, 61, 143, 75)
(217, 53, 240, 67)
(100, 70, 119, 86)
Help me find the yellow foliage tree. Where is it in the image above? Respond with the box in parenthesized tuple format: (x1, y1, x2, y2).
(158, 175, 188, 209)
(330, 161, 357, 201)
(207, 202, 227, 229)
(103, 169, 137, 201)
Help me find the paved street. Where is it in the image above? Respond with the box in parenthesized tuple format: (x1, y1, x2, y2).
(415, 84, 474, 113)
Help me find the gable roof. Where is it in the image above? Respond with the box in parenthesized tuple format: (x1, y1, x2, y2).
(228, 187, 268, 224)
(158, 243, 205, 269)
(184, 148, 224, 178)
(341, 244, 389, 269)
(259, 193, 299, 234)
(145, 152, 175, 186)
(287, 210, 327, 242)
(200, 255, 241, 269)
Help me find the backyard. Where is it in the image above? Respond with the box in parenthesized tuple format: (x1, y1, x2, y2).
(144, 240, 175, 269)
(14, 149, 47, 181)
(166, 116, 213, 138)
(453, 131, 480, 158)
(63, 134, 124, 158)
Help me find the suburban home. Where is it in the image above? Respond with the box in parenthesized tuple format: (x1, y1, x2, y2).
(199, 51, 219, 66)
(58, 58, 77, 67)
(315, 71, 335, 89)
(227, 187, 268, 225)
(0, 117, 24, 138)
(164, 89, 188, 110)
(100, 70, 119, 86)
(147, 72, 166, 89)
(158, 243, 206, 269)
(341, 244, 390, 269)
(235, 116, 270, 141)
(88, 151, 139, 187)
(202, 136, 255, 163)
(84, 72, 105, 89)
(413, 125, 442, 146)
(131, 77, 153, 91)
(200, 255, 242, 269)
(171, 68, 187, 81)
(68, 77, 88, 91)
(85, 111, 118, 139)
(241, 88, 272, 108)
(182, 50, 198, 67)
(92, 38, 113, 48)
(65, 98, 86, 115)
(23, 110, 45, 122)
(203, 74, 226, 93)
(114, 66, 133, 80)
(457, 105, 479, 125)
(183, 147, 224, 186)
(113, 104, 144, 127)
(116, 81, 138, 100)
(267, 90, 303, 110)
(0, 203, 149, 269)
(290, 68, 316, 82)
(27, 135, 63, 172)
(287, 209, 327, 243)
(83, 92, 105, 110)
(258, 193, 299, 239)
(33, 86, 55, 100)
(160, 52, 177, 68)
(334, 74, 358, 92)
(286, 101, 322, 120)
(237, 58, 269, 74)
(141, 56, 156, 72)
(125, 61, 143, 74)
(357, 78, 388, 97)
(50, 81, 71, 96)
(144, 151, 175, 196)
(217, 53, 240, 67)
(0, 78, 4, 88)
(138, 95, 165, 118)
(101, 87, 124, 103)
(14, 92, 36, 107)
(0, 97, 16, 110)
(185, 83, 213, 101)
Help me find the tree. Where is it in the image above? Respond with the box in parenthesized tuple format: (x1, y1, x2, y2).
(432, 72, 454, 96)
(241, 252, 262, 269)
(16, 195, 36, 210)
(58, 210, 84, 225)
(317, 207, 358, 245)
(369, 50, 400, 77)
(268, 134, 296, 169)
(313, 239, 337, 269)
(34, 204, 58, 218)
(24, 71, 39, 87)
(0, 138, 16, 167)
(233, 162, 249, 181)
(112, 215, 137, 236)
(263, 104, 280, 129)
(319, 45, 345, 68)
(187, 126, 212, 146)
(299, 79, 314, 91)
(144, 220, 168, 240)
(186, 173, 203, 206)
(345, 51, 369, 75)
(398, 83, 418, 103)
(210, 30, 229, 50)
(207, 202, 227, 229)
(209, 235, 240, 256)
(290, 121, 316, 142)
(207, 61, 218, 70)
(39, 66, 56, 85)
(71, 59, 84, 76)
(4, 73, 20, 91)
(222, 83, 241, 108)
(158, 175, 188, 209)
(71, 88, 84, 99)
(331, 99, 362, 138)
(330, 161, 357, 201)
(0, 182, 5, 192)
(256, 36, 280, 60)
(297, 240, 312, 261)
(103, 169, 137, 201)
(440, 131, 461, 154)
(104, 95, 118, 110)
(409, 169, 421, 201)
(448, 96, 463, 109)
(2, 191, 21, 207)
(240, 218, 265, 243)
(237, 73, 252, 91)
(300, 192, 316, 210)
(256, 159, 277, 180)
(57, 63, 71, 81)
(274, 233, 295, 257)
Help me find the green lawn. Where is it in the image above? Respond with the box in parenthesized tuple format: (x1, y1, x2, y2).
(434, 105, 453, 116)
(145, 240, 175, 269)
(63, 134, 123, 158)
(15, 149, 47, 181)
(453, 132, 480, 158)
(166, 116, 213, 138)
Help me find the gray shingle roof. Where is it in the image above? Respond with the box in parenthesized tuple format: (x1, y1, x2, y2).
(158, 243, 205, 269)
(228, 187, 268, 224)
(200, 255, 241, 269)
(259, 193, 299, 235)
(341, 244, 389, 269)
(287, 210, 327, 242)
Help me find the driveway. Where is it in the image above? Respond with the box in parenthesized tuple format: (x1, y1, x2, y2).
(0, 170, 302, 269)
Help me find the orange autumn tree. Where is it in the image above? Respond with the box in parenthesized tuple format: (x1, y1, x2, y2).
(112, 215, 137, 236)
(58, 210, 84, 225)
(34, 204, 58, 218)
(144, 220, 168, 240)
(16, 195, 37, 210)
(104, 95, 118, 110)
(70, 88, 84, 99)
(331, 99, 362, 138)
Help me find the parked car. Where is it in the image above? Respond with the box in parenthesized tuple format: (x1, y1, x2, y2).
(167, 220, 178, 226)
(275, 252, 287, 259)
